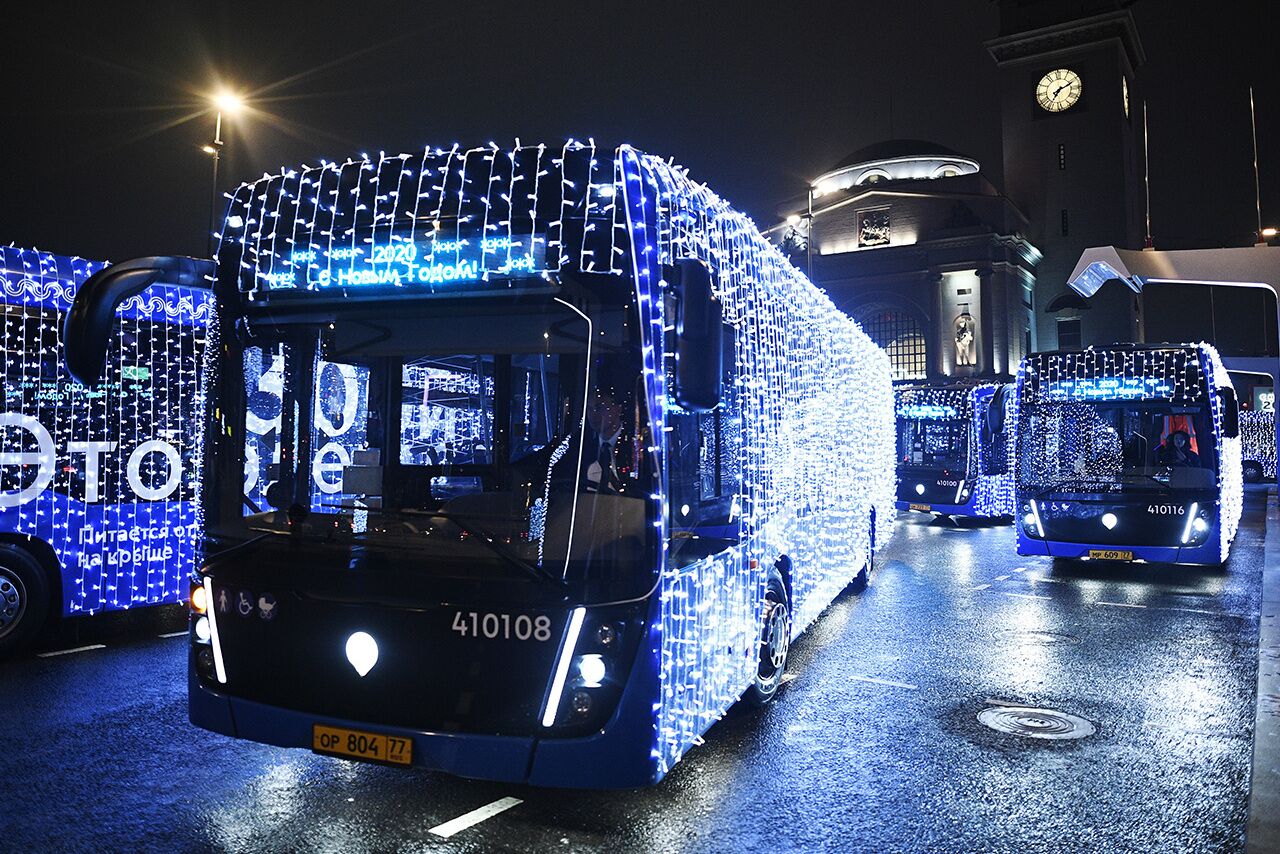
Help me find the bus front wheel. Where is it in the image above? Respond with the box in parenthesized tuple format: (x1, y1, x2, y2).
(746, 569, 790, 707)
(0, 546, 50, 655)
(1243, 461, 1264, 483)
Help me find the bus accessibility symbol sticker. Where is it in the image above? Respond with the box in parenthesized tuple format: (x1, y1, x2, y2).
(237, 590, 254, 618)
(257, 593, 277, 621)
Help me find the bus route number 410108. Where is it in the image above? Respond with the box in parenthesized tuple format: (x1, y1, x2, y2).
(452, 611, 553, 642)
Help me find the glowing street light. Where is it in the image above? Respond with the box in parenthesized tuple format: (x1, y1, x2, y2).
(205, 89, 245, 256)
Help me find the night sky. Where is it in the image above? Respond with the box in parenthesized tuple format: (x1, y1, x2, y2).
(2, 1, 1274, 262)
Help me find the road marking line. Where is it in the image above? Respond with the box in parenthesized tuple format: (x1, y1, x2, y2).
(158, 630, 188, 638)
(1013, 567, 1027, 573)
(970, 584, 991, 591)
(37, 644, 106, 658)
(1158, 606, 1243, 617)
(850, 675, 918, 690)
(994, 574, 1010, 581)
(1003, 592, 1052, 601)
(781, 673, 797, 683)
(429, 797, 523, 838)
(1096, 601, 1147, 609)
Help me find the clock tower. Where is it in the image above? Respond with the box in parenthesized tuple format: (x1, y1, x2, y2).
(987, 1, 1145, 351)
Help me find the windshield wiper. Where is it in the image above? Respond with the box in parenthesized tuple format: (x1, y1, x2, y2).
(421, 511, 566, 587)
(325, 504, 566, 588)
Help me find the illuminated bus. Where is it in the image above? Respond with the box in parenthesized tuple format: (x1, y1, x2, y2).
(67, 142, 897, 787)
(0, 246, 210, 652)
(895, 382, 1015, 519)
(1240, 409, 1275, 483)
(1014, 344, 1243, 566)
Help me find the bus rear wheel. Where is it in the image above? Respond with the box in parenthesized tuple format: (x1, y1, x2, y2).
(746, 569, 790, 707)
(0, 546, 49, 655)
(1243, 461, 1264, 483)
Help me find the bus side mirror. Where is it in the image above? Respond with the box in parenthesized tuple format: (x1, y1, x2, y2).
(1219, 387, 1240, 439)
(65, 256, 215, 385)
(672, 259, 723, 412)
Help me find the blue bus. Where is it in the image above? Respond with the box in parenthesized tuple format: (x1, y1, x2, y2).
(1014, 344, 1243, 566)
(0, 246, 211, 652)
(66, 141, 897, 787)
(1240, 409, 1275, 483)
(895, 382, 1015, 519)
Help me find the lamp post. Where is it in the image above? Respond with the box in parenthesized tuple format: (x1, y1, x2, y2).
(204, 91, 243, 257)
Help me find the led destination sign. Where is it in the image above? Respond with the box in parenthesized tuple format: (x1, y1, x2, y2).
(1041, 376, 1176, 402)
(258, 233, 548, 293)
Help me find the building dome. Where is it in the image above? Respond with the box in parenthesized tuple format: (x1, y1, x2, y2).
(813, 139, 979, 198)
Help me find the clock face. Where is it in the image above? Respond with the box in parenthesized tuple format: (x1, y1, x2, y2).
(1036, 68, 1083, 113)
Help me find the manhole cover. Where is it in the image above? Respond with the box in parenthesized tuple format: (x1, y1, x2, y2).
(977, 706, 1096, 740)
(994, 629, 1081, 646)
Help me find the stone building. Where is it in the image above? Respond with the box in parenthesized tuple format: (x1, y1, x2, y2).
(772, 140, 1039, 383)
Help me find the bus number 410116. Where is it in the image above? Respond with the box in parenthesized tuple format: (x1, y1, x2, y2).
(451, 611, 552, 642)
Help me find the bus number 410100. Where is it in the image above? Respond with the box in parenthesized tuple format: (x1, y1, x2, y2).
(451, 611, 552, 641)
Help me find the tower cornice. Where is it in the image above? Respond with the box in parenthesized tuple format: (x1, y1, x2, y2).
(985, 10, 1145, 69)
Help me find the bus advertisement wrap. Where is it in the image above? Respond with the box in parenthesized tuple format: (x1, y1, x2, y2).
(0, 247, 212, 647)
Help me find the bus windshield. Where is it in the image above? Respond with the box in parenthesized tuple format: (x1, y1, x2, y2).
(897, 417, 969, 472)
(235, 297, 653, 596)
(1018, 400, 1218, 493)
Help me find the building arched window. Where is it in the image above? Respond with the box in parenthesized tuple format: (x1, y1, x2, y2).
(857, 168, 891, 185)
(852, 304, 928, 380)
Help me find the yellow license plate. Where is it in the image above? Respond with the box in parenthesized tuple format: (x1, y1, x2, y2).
(313, 724, 413, 766)
(1088, 549, 1134, 561)
(909, 503, 931, 512)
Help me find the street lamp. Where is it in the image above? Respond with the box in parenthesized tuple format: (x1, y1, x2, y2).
(205, 90, 244, 256)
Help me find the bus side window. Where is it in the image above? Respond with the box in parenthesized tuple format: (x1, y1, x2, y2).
(666, 324, 741, 569)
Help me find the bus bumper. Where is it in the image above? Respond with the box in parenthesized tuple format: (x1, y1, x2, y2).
(896, 497, 986, 518)
(189, 644, 664, 789)
(1016, 534, 1221, 566)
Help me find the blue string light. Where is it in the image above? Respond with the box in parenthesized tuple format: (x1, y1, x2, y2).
(0, 246, 212, 614)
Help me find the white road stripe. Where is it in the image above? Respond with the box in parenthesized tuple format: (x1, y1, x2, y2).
(1159, 606, 1241, 617)
(429, 797, 523, 838)
(850, 675, 918, 690)
(970, 584, 991, 591)
(994, 574, 1010, 581)
(1096, 601, 1147, 609)
(37, 644, 106, 658)
(1003, 592, 1052, 601)
(158, 630, 188, 638)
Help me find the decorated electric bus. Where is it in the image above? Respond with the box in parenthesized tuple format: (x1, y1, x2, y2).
(894, 382, 1015, 519)
(1014, 344, 1243, 566)
(0, 246, 210, 652)
(66, 141, 896, 787)
(1240, 409, 1276, 483)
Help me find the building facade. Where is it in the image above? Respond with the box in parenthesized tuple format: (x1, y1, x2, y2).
(772, 1, 1150, 370)
(987, 0, 1147, 351)
(773, 140, 1039, 383)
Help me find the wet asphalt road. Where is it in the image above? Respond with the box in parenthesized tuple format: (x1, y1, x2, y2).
(1, 490, 1269, 853)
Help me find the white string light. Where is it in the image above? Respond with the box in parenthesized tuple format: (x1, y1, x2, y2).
(215, 142, 897, 778)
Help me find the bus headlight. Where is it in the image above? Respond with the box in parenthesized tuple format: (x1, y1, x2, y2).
(1022, 501, 1044, 538)
(195, 647, 217, 681)
(194, 615, 211, 644)
(578, 653, 606, 688)
(1182, 505, 1211, 545)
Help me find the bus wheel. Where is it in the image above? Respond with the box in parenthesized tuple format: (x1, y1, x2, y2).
(0, 546, 49, 655)
(1243, 462, 1264, 483)
(746, 569, 790, 707)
